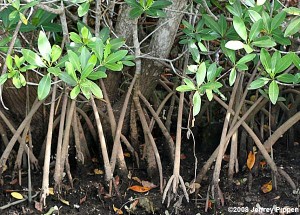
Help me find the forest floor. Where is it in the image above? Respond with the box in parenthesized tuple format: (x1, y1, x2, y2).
(0, 140, 299, 215)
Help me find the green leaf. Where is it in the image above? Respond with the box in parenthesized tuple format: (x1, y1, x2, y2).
(207, 63, 217, 81)
(80, 46, 91, 69)
(110, 38, 126, 50)
(151, 0, 172, 9)
(248, 10, 262, 22)
(196, 62, 206, 87)
(125, 0, 141, 7)
(94, 38, 104, 62)
(271, 11, 286, 31)
(252, 37, 276, 48)
(201, 81, 223, 90)
(187, 65, 198, 74)
(14, 55, 24, 68)
(236, 63, 248, 70)
(283, 7, 300, 16)
(198, 42, 207, 52)
(183, 78, 195, 90)
(276, 74, 295, 83)
(51, 45, 62, 63)
(248, 77, 269, 90)
(249, 19, 263, 42)
(105, 63, 123, 71)
(9, 10, 19, 21)
(70, 85, 80, 99)
(129, 7, 144, 19)
(284, 17, 300, 37)
(80, 80, 91, 99)
(203, 15, 221, 35)
(81, 26, 90, 39)
(90, 81, 103, 99)
(12, 73, 26, 88)
(22, 49, 46, 67)
(271, 51, 281, 72)
(176, 85, 194, 92)
(188, 41, 200, 63)
(19, 12, 28, 25)
(182, 20, 194, 31)
(38, 31, 51, 62)
(261, 10, 271, 33)
(243, 44, 254, 54)
(65, 61, 78, 82)
(122, 60, 135, 66)
(38, 74, 51, 100)
(59, 72, 77, 86)
(206, 89, 213, 101)
(237, 54, 256, 65)
(47, 67, 61, 76)
(233, 16, 247, 41)
(268, 80, 279, 105)
(70, 32, 82, 43)
(78, 2, 90, 17)
(260, 48, 271, 73)
(12, 0, 20, 10)
(6, 54, 13, 70)
(81, 63, 94, 79)
(218, 15, 227, 37)
(225, 40, 244, 50)
(104, 50, 128, 64)
(292, 53, 300, 70)
(229, 67, 236, 86)
(0, 74, 8, 85)
(192, 91, 201, 116)
(275, 53, 293, 74)
(67, 50, 81, 72)
(98, 27, 110, 42)
(88, 69, 107, 80)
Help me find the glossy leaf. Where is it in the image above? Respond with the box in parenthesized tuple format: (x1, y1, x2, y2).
(38, 31, 51, 62)
(129, 7, 144, 19)
(229, 67, 236, 86)
(70, 85, 80, 99)
(237, 54, 256, 65)
(248, 77, 269, 90)
(105, 50, 128, 64)
(188, 41, 200, 63)
(38, 74, 51, 100)
(151, 0, 172, 9)
(260, 48, 271, 73)
(249, 19, 263, 42)
(192, 91, 201, 116)
(225, 40, 244, 50)
(183, 78, 195, 90)
(275, 54, 293, 74)
(252, 37, 276, 48)
(271, 11, 286, 31)
(88, 69, 107, 80)
(196, 62, 206, 87)
(269, 80, 279, 104)
(65, 62, 78, 82)
(51, 45, 62, 63)
(206, 89, 213, 101)
(70, 32, 82, 43)
(59, 72, 77, 86)
(78, 2, 90, 17)
(110, 38, 126, 50)
(0, 74, 8, 85)
(90, 81, 103, 99)
(207, 63, 218, 81)
(105, 63, 123, 71)
(19, 12, 28, 25)
(276, 74, 295, 83)
(6, 54, 13, 70)
(248, 10, 262, 22)
(67, 50, 81, 72)
(233, 16, 247, 41)
(283, 7, 300, 16)
(284, 17, 300, 37)
(22, 49, 46, 67)
(176, 85, 195, 92)
(47, 67, 61, 76)
(203, 15, 221, 35)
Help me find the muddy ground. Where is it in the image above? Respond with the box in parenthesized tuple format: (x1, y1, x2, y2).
(0, 140, 299, 215)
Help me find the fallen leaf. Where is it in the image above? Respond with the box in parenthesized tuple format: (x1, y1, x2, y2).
(141, 180, 157, 189)
(128, 185, 151, 193)
(11, 192, 24, 200)
(123, 152, 131, 157)
(207, 200, 213, 209)
(91, 158, 98, 163)
(115, 175, 120, 186)
(34, 201, 43, 212)
(261, 181, 272, 193)
(9, 178, 18, 185)
(260, 161, 267, 168)
(48, 187, 54, 195)
(247, 151, 255, 170)
(25, 135, 30, 143)
(80, 195, 87, 204)
(132, 176, 142, 184)
(222, 154, 230, 162)
(94, 169, 104, 175)
(273, 195, 280, 200)
(60, 198, 70, 205)
(2, 164, 7, 173)
(113, 204, 123, 214)
(130, 199, 139, 210)
(180, 154, 187, 160)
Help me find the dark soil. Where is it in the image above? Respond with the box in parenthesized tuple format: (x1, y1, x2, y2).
(0, 141, 299, 215)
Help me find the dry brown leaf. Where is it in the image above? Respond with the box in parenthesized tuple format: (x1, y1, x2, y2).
(9, 178, 18, 185)
(25, 135, 30, 143)
(48, 187, 54, 195)
(261, 181, 272, 193)
(113, 204, 123, 214)
(130, 199, 139, 210)
(141, 180, 157, 189)
(247, 151, 255, 170)
(34, 201, 43, 212)
(94, 169, 104, 175)
(132, 176, 142, 184)
(180, 154, 187, 160)
(123, 152, 131, 157)
(260, 161, 267, 168)
(128, 185, 151, 193)
(80, 195, 87, 204)
(11, 192, 23, 200)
